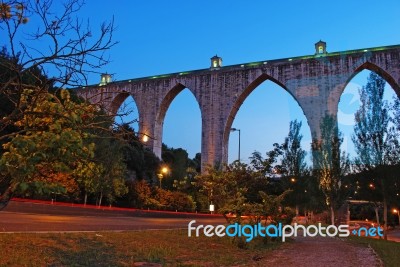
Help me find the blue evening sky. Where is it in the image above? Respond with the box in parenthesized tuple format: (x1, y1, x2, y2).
(11, 1, 400, 164)
(85, 0, 400, 163)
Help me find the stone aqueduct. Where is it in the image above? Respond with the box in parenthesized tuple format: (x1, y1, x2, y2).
(76, 42, 400, 171)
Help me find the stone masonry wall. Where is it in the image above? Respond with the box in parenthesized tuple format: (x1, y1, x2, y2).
(76, 45, 400, 172)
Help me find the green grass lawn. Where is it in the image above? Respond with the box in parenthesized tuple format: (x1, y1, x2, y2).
(0, 230, 282, 266)
(348, 236, 400, 267)
(2, 230, 398, 266)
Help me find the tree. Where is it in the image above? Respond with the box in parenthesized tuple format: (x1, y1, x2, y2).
(0, 48, 49, 154)
(129, 180, 153, 208)
(249, 143, 283, 176)
(153, 188, 195, 212)
(195, 163, 230, 211)
(161, 144, 201, 190)
(0, 0, 116, 149)
(0, 0, 115, 89)
(393, 97, 400, 212)
(0, 90, 99, 203)
(88, 134, 128, 206)
(196, 162, 293, 250)
(394, 96, 400, 132)
(313, 114, 349, 225)
(345, 170, 383, 226)
(0, 0, 116, 205)
(352, 72, 400, 239)
(191, 153, 201, 173)
(162, 145, 189, 188)
(281, 120, 307, 178)
(115, 123, 160, 183)
(196, 160, 293, 224)
(280, 120, 308, 217)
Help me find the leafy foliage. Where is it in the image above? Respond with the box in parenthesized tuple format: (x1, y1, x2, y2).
(0, 0, 117, 206)
(161, 144, 200, 190)
(196, 161, 294, 228)
(351, 72, 400, 238)
(129, 180, 195, 211)
(281, 120, 307, 177)
(117, 124, 160, 182)
(352, 73, 398, 169)
(312, 114, 349, 224)
(0, 90, 97, 196)
(0, 88, 129, 205)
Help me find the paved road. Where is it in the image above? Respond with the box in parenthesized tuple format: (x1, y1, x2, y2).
(386, 229, 400, 242)
(0, 201, 226, 232)
(1, 200, 399, 244)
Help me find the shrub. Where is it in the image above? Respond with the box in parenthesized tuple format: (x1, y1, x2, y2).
(154, 188, 195, 212)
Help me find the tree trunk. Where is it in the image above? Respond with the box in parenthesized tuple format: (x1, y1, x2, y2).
(98, 192, 103, 207)
(374, 205, 380, 225)
(84, 193, 87, 206)
(373, 205, 381, 239)
(0, 183, 16, 211)
(330, 205, 335, 225)
(383, 197, 388, 240)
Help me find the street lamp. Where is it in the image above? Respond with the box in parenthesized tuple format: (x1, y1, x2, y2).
(158, 166, 169, 188)
(393, 209, 400, 227)
(161, 167, 169, 175)
(230, 128, 241, 162)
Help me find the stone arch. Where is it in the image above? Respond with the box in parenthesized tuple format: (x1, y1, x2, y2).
(347, 61, 400, 97)
(336, 61, 400, 158)
(153, 83, 202, 158)
(109, 91, 141, 130)
(222, 73, 311, 163)
(329, 61, 400, 127)
(110, 91, 131, 114)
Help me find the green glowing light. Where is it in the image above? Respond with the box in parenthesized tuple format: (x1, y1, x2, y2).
(85, 44, 400, 87)
(246, 62, 261, 67)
